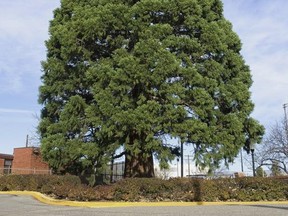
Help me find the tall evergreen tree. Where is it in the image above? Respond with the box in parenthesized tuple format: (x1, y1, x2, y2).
(39, 0, 264, 178)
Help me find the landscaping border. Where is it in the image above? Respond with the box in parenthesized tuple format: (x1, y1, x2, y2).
(1, 191, 288, 208)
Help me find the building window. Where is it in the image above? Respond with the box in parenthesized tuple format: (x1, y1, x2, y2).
(4, 159, 12, 174)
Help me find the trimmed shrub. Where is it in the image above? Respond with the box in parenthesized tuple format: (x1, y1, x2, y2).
(0, 174, 81, 194)
(0, 175, 287, 202)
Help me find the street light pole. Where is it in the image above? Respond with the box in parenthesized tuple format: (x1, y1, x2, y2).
(240, 148, 244, 172)
(250, 143, 256, 177)
(181, 140, 184, 177)
(251, 148, 255, 177)
(177, 158, 179, 177)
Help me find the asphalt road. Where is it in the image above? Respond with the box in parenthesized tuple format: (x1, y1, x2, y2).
(1, 194, 288, 216)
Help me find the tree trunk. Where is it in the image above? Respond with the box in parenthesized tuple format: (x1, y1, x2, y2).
(123, 131, 155, 178)
(124, 151, 154, 178)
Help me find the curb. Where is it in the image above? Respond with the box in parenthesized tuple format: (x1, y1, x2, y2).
(1, 191, 288, 208)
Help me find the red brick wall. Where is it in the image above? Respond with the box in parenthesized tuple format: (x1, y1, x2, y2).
(30, 148, 50, 172)
(12, 147, 49, 174)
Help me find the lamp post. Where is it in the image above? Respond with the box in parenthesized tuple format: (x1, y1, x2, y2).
(250, 143, 256, 177)
(240, 148, 244, 172)
(177, 157, 179, 177)
(180, 140, 184, 177)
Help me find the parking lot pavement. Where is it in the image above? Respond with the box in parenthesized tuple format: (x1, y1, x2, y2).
(1, 194, 288, 216)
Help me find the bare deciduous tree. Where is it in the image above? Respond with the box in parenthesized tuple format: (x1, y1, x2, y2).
(255, 119, 288, 175)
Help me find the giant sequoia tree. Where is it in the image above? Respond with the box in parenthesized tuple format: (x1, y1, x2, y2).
(39, 0, 264, 178)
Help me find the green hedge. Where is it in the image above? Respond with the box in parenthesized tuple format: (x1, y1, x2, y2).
(0, 175, 81, 194)
(0, 175, 287, 202)
(111, 177, 288, 202)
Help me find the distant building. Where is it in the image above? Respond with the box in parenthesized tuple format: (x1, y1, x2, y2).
(154, 161, 208, 179)
(0, 147, 50, 175)
(12, 147, 50, 174)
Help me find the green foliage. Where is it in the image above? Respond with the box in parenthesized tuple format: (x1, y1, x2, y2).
(255, 167, 267, 177)
(39, 0, 264, 177)
(113, 178, 176, 201)
(233, 177, 288, 201)
(0, 175, 81, 193)
(1, 175, 288, 202)
(112, 177, 288, 202)
(271, 161, 282, 176)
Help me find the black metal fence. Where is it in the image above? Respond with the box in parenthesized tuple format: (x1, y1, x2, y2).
(103, 161, 125, 183)
(0, 167, 52, 175)
(0, 162, 125, 184)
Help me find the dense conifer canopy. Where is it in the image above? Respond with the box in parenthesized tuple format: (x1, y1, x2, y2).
(39, 0, 264, 177)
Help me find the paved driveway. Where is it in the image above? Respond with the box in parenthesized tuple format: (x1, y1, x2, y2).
(1, 194, 288, 216)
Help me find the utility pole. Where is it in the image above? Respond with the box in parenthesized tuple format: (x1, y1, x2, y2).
(187, 155, 190, 176)
(26, 135, 29, 147)
(283, 103, 288, 135)
(184, 155, 195, 176)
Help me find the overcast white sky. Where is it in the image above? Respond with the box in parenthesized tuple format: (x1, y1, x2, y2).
(0, 1, 287, 172)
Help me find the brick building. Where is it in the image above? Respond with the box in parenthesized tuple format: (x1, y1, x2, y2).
(11, 147, 50, 174)
(0, 153, 13, 174)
